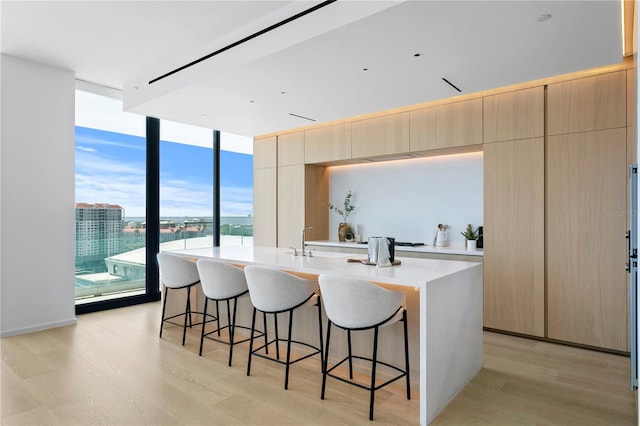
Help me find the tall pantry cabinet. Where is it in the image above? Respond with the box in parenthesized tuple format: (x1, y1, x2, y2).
(253, 136, 277, 246)
(546, 71, 629, 352)
(483, 87, 545, 337)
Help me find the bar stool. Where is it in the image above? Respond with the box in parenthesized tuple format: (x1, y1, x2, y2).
(318, 274, 411, 421)
(156, 252, 208, 346)
(196, 258, 265, 366)
(243, 265, 324, 390)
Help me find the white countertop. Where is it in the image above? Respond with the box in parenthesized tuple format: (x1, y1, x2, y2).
(305, 240, 484, 257)
(167, 245, 481, 288)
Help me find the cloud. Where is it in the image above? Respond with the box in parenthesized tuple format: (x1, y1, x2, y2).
(220, 186, 253, 216)
(75, 133, 145, 150)
(75, 141, 254, 218)
(76, 146, 97, 153)
(75, 150, 147, 216)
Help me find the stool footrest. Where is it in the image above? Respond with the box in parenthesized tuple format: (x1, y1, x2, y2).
(162, 311, 216, 328)
(251, 338, 321, 366)
(326, 355, 408, 392)
(203, 324, 263, 346)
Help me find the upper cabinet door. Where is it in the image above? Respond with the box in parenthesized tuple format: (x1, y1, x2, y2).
(253, 136, 277, 169)
(547, 71, 626, 135)
(437, 98, 483, 147)
(351, 112, 410, 159)
(483, 87, 544, 143)
(410, 98, 482, 151)
(305, 123, 351, 164)
(277, 131, 305, 166)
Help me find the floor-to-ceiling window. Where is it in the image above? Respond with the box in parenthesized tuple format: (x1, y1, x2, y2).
(220, 132, 253, 246)
(75, 86, 253, 308)
(159, 119, 215, 251)
(74, 88, 147, 305)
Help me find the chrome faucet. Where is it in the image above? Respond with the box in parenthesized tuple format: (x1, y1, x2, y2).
(301, 227, 313, 256)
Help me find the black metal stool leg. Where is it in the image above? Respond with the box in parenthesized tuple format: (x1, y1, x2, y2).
(274, 313, 280, 360)
(263, 312, 269, 355)
(317, 297, 324, 369)
(228, 297, 238, 367)
(321, 321, 332, 400)
(215, 300, 221, 336)
(199, 298, 209, 356)
(159, 286, 169, 338)
(347, 330, 354, 379)
(182, 287, 191, 345)
(247, 307, 257, 376)
(186, 285, 193, 328)
(369, 326, 380, 421)
(403, 310, 411, 400)
(284, 309, 294, 390)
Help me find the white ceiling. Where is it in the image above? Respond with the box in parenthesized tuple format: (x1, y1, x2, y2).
(1, 1, 624, 137)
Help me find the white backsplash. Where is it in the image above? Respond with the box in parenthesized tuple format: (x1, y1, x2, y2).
(327, 151, 483, 247)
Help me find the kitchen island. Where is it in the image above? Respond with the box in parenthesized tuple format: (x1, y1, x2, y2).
(167, 245, 482, 425)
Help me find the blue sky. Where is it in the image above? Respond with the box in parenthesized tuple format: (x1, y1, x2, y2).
(75, 126, 253, 218)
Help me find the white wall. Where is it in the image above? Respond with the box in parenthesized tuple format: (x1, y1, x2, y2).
(328, 152, 483, 247)
(1, 55, 77, 336)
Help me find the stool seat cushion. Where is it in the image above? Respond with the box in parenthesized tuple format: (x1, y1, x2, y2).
(196, 259, 248, 300)
(156, 252, 200, 289)
(244, 265, 318, 313)
(319, 274, 405, 329)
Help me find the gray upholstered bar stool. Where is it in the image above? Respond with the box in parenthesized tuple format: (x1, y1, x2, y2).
(156, 252, 208, 346)
(243, 265, 324, 390)
(196, 258, 265, 366)
(318, 274, 410, 421)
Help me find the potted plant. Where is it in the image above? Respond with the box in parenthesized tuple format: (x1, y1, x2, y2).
(461, 224, 481, 250)
(328, 190, 356, 241)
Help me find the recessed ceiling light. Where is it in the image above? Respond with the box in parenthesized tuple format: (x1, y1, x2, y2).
(537, 13, 552, 22)
(280, 91, 286, 95)
(249, 100, 255, 103)
(362, 68, 369, 71)
(414, 53, 421, 57)
(200, 113, 208, 117)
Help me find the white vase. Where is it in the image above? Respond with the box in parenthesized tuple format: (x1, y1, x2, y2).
(466, 239, 477, 251)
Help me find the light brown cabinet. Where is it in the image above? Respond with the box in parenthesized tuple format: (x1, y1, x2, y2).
(253, 136, 277, 246)
(483, 87, 544, 143)
(483, 138, 545, 337)
(253, 167, 277, 246)
(277, 131, 305, 166)
(436, 98, 483, 147)
(410, 98, 483, 152)
(546, 128, 628, 351)
(351, 112, 410, 159)
(253, 136, 277, 169)
(305, 123, 351, 164)
(547, 71, 626, 136)
(277, 164, 305, 248)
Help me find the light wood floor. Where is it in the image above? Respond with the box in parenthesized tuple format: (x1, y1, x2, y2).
(1, 301, 636, 425)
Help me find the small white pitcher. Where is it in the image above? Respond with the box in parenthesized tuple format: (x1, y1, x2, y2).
(435, 230, 448, 247)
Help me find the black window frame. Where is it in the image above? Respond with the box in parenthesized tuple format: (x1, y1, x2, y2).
(76, 118, 222, 315)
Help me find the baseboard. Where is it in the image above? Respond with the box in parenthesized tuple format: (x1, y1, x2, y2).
(0, 318, 77, 337)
